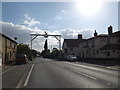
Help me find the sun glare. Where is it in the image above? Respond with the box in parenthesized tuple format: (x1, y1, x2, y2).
(76, 0, 103, 16)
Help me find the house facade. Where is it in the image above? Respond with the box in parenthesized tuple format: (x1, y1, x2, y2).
(79, 26, 120, 59)
(100, 30, 120, 59)
(0, 33, 17, 65)
(62, 25, 120, 59)
(62, 34, 86, 58)
(0, 34, 2, 65)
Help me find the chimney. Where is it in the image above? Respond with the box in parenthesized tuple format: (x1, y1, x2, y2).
(78, 34, 82, 39)
(108, 25, 113, 35)
(94, 30, 98, 37)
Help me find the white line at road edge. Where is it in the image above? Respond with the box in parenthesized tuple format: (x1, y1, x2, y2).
(23, 62, 35, 86)
(2, 66, 16, 74)
(62, 62, 106, 71)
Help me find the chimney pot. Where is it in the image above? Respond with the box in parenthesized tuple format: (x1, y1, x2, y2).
(108, 25, 113, 35)
(94, 30, 98, 37)
(78, 34, 82, 39)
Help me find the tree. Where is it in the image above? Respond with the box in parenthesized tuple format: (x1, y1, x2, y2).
(30, 49, 38, 57)
(44, 39, 48, 51)
(17, 44, 30, 55)
(41, 49, 50, 58)
(17, 44, 37, 61)
(51, 48, 59, 59)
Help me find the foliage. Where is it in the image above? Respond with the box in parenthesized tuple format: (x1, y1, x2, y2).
(41, 47, 64, 59)
(30, 49, 38, 57)
(50, 48, 59, 59)
(41, 49, 50, 58)
(17, 44, 38, 60)
(17, 44, 30, 55)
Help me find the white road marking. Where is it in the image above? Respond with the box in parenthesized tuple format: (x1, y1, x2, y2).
(23, 62, 35, 86)
(108, 82, 112, 86)
(2, 66, 16, 74)
(61, 62, 115, 86)
(68, 68, 97, 80)
(55, 62, 97, 80)
(62, 62, 105, 71)
(77, 71, 96, 80)
(16, 78, 23, 88)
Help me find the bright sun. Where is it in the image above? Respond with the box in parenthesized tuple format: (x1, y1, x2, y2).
(76, 0, 103, 16)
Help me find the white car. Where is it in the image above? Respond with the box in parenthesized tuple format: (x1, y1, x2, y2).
(67, 55, 77, 62)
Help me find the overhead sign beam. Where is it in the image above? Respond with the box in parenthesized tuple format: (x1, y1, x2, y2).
(30, 32, 61, 50)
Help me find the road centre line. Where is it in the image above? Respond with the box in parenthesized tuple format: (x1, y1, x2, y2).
(54, 62, 97, 80)
(23, 62, 35, 87)
(73, 70, 97, 80)
(58, 64, 97, 80)
(61, 62, 116, 85)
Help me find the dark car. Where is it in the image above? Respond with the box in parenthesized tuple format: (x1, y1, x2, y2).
(15, 54, 28, 64)
(66, 55, 77, 62)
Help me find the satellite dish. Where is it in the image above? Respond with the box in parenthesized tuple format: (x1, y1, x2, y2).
(14, 37, 17, 40)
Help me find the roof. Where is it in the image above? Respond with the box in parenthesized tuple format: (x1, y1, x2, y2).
(100, 44, 120, 50)
(63, 39, 86, 48)
(0, 33, 17, 44)
(109, 31, 120, 37)
(86, 34, 108, 41)
(86, 31, 120, 41)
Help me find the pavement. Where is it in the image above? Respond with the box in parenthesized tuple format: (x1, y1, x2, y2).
(73, 61, 119, 71)
(1, 61, 33, 88)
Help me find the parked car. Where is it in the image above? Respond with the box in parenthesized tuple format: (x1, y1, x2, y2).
(66, 55, 77, 62)
(15, 54, 28, 64)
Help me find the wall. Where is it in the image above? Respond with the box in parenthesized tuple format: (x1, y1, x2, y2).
(1, 34, 17, 65)
(63, 42, 80, 58)
(79, 36, 120, 59)
(0, 34, 2, 66)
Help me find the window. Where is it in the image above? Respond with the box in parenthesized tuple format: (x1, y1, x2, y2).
(117, 51, 119, 54)
(14, 43, 16, 49)
(10, 51, 12, 58)
(93, 49, 95, 55)
(107, 52, 110, 56)
(71, 48, 73, 51)
(113, 50, 115, 53)
(65, 49, 68, 53)
(87, 50, 88, 54)
(10, 41, 12, 47)
(96, 50, 99, 54)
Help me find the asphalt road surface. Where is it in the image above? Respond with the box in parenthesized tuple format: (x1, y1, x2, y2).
(22, 58, 118, 88)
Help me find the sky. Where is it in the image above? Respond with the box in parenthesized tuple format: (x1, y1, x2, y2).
(1, 1, 119, 52)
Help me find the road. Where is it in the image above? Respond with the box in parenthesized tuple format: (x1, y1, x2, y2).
(2, 58, 119, 88)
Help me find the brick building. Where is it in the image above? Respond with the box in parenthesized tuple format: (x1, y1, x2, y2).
(0, 33, 17, 65)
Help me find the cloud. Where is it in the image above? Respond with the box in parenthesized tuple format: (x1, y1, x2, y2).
(1, 21, 94, 52)
(80, 29, 94, 39)
(23, 14, 40, 27)
(61, 10, 66, 13)
(55, 16, 62, 20)
(43, 23, 56, 29)
(1, 21, 44, 51)
(60, 28, 94, 39)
